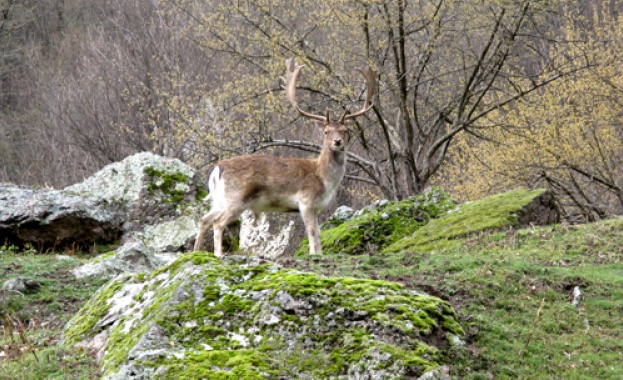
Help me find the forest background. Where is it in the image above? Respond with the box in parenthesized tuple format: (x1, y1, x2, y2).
(2, 0, 623, 223)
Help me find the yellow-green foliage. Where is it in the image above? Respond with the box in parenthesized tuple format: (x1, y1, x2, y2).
(441, 5, 623, 220)
(385, 189, 547, 253)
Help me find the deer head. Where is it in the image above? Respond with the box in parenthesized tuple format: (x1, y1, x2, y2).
(282, 58, 377, 153)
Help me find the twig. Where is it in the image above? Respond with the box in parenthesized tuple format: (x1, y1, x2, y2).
(519, 298, 545, 357)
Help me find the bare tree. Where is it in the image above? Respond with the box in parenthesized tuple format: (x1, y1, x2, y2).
(166, 0, 592, 200)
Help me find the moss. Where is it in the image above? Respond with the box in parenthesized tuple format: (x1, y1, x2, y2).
(158, 349, 277, 379)
(385, 188, 547, 253)
(62, 279, 125, 346)
(150, 251, 220, 278)
(90, 250, 116, 264)
(102, 274, 182, 374)
(298, 189, 457, 256)
(143, 166, 203, 206)
(195, 187, 208, 201)
(72, 253, 461, 378)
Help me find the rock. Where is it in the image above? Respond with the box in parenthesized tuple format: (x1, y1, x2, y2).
(418, 365, 451, 380)
(571, 286, 583, 307)
(299, 188, 457, 255)
(65, 152, 209, 251)
(65, 152, 198, 205)
(516, 190, 560, 227)
(137, 216, 198, 253)
(239, 210, 295, 259)
(62, 253, 464, 380)
(330, 205, 355, 222)
(1, 277, 41, 294)
(385, 188, 560, 254)
(0, 184, 124, 249)
(73, 241, 173, 279)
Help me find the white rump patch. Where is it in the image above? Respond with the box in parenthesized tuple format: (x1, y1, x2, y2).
(208, 166, 226, 212)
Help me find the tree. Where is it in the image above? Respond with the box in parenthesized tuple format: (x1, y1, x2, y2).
(160, 0, 590, 200)
(441, 2, 623, 222)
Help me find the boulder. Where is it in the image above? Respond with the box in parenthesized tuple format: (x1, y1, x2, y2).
(62, 253, 464, 379)
(0, 184, 124, 249)
(239, 210, 295, 259)
(1, 277, 41, 294)
(73, 241, 175, 279)
(516, 190, 560, 226)
(65, 152, 208, 252)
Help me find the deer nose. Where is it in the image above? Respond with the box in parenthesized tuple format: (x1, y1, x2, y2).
(334, 139, 343, 146)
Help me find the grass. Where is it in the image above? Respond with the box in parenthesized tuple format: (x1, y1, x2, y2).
(2, 189, 623, 379)
(278, 218, 623, 379)
(0, 249, 107, 380)
(384, 188, 548, 253)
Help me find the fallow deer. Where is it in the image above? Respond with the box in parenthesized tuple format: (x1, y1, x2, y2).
(194, 58, 376, 256)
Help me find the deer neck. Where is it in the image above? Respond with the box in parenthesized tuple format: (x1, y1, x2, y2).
(317, 146, 346, 189)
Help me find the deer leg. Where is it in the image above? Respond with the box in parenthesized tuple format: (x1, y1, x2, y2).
(211, 205, 246, 257)
(213, 226, 224, 257)
(252, 211, 261, 227)
(300, 205, 322, 255)
(194, 210, 220, 252)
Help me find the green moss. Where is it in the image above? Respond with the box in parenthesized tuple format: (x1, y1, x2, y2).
(159, 349, 277, 379)
(143, 166, 200, 205)
(385, 188, 548, 253)
(90, 250, 116, 264)
(298, 189, 456, 256)
(195, 187, 208, 201)
(70, 252, 461, 378)
(102, 275, 182, 374)
(150, 251, 220, 278)
(62, 279, 125, 346)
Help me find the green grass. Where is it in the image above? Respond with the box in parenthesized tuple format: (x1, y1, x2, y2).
(385, 188, 548, 253)
(3, 189, 623, 379)
(0, 249, 107, 380)
(279, 218, 623, 379)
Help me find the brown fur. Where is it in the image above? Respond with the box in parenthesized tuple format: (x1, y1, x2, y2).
(193, 58, 374, 257)
(194, 122, 348, 256)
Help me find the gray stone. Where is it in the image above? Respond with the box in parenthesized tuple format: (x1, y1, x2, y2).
(65, 151, 208, 239)
(62, 254, 464, 380)
(73, 241, 173, 279)
(418, 365, 451, 380)
(1, 277, 41, 294)
(0, 185, 124, 249)
(330, 205, 355, 221)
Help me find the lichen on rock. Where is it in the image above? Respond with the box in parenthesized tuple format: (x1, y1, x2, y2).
(62, 253, 464, 379)
(65, 152, 210, 252)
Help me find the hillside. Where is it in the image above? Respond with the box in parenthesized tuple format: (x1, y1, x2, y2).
(1, 189, 622, 379)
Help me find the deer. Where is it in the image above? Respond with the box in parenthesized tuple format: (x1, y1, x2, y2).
(193, 58, 376, 257)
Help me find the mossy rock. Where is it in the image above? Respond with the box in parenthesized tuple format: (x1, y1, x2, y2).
(62, 253, 463, 379)
(385, 188, 558, 253)
(298, 188, 457, 256)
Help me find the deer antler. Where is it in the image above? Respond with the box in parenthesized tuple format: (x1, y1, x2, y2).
(340, 66, 377, 122)
(282, 58, 328, 122)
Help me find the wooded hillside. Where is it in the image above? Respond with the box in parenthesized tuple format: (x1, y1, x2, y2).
(2, 0, 622, 220)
